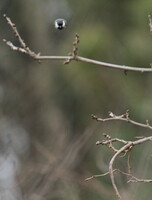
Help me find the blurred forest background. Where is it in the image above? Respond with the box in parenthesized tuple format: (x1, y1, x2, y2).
(0, 0, 152, 200)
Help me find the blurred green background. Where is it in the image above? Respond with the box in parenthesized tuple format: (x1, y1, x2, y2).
(0, 0, 152, 200)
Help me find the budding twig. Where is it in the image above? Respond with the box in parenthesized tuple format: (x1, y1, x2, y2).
(3, 14, 38, 58)
(64, 33, 80, 64)
(3, 14, 152, 72)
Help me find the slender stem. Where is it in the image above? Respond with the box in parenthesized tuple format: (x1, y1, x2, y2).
(76, 56, 152, 72)
(34, 55, 152, 72)
(92, 114, 152, 130)
(35, 55, 72, 60)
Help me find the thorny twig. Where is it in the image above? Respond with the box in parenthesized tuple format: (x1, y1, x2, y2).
(3, 14, 152, 72)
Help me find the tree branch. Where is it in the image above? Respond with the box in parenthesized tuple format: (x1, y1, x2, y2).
(85, 169, 152, 183)
(3, 14, 152, 72)
(89, 111, 152, 199)
(86, 133, 152, 199)
(91, 110, 152, 131)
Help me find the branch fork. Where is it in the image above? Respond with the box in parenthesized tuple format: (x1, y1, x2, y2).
(89, 111, 152, 199)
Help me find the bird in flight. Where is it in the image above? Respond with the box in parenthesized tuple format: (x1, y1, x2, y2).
(54, 19, 67, 30)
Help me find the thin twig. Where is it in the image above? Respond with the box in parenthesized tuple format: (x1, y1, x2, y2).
(96, 136, 127, 146)
(3, 14, 152, 72)
(85, 168, 152, 183)
(85, 170, 114, 181)
(3, 14, 39, 58)
(3, 39, 27, 53)
(128, 178, 152, 183)
(3, 14, 26, 49)
(91, 111, 152, 130)
(127, 152, 131, 174)
(64, 33, 80, 64)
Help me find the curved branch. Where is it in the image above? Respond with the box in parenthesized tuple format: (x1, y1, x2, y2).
(108, 136, 152, 199)
(109, 142, 133, 199)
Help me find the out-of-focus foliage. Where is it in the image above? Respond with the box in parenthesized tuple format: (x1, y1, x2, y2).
(0, 0, 152, 199)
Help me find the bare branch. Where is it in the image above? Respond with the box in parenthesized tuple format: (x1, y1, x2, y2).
(3, 14, 26, 49)
(90, 134, 152, 199)
(85, 170, 115, 181)
(91, 110, 152, 130)
(3, 14, 40, 59)
(109, 142, 133, 199)
(90, 112, 152, 199)
(85, 168, 152, 183)
(3, 39, 27, 53)
(96, 134, 128, 146)
(114, 169, 152, 184)
(127, 152, 131, 174)
(109, 137, 152, 199)
(3, 14, 152, 72)
(128, 178, 152, 183)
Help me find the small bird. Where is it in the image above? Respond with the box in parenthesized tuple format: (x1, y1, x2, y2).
(54, 19, 67, 30)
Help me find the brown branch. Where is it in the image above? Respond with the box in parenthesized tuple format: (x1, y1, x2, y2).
(95, 126, 152, 199)
(96, 134, 128, 146)
(90, 111, 152, 200)
(3, 14, 26, 49)
(64, 33, 80, 64)
(85, 168, 152, 183)
(87, 134, 152, 199)
(3, 14, 38, 58)
(3, 39, 27, 53)
(128, 178, 152, 183)
(91, 110, 152, 130)
(85, 170, 115, 181)
(97, 110, 152, 199)
(3, 14, 152, 72)
(127, 152, 131, 174)
(109, 142, 133, 199)
(106, 136, 152, 199)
